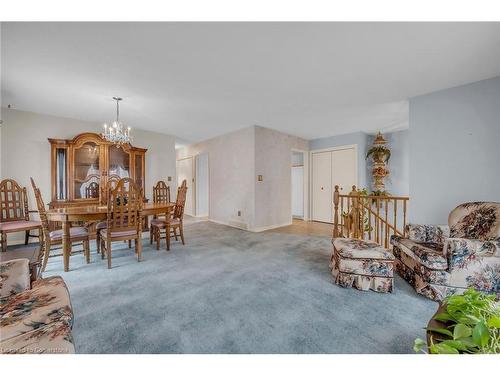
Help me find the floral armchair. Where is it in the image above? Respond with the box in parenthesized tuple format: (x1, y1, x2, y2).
(391, 202, 500, 301)
(0, 259, 75, 354)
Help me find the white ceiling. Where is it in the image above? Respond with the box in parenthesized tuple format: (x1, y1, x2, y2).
(2, 22, 499, 144)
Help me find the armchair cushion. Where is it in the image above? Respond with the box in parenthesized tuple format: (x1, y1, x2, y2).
(393, 238, 448, 270)
(406, 224, 450, 244)
(0, 259, 31, 301)
(448, 202, 500, 240)
(0, 276, 73, 342)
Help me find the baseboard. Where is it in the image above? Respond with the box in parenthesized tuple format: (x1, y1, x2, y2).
(208, 219, 249, 231)
(249, 221, 293, 233)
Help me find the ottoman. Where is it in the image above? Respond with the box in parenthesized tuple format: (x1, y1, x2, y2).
(330, 238, 395, 293)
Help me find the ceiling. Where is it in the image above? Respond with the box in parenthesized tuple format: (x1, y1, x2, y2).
(2, 22, 499, 144)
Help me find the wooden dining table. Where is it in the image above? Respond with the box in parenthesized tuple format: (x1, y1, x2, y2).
(46, 202, 175, 272)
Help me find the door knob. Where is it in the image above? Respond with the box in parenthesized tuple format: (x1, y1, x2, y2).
(321, 187, 324, 190)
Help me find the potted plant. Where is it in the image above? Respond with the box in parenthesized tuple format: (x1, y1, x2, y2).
(414, 288, 500, 354)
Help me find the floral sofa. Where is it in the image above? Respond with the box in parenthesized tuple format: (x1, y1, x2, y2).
(0, 259, 75, 354)
(391, 202, 500, 301)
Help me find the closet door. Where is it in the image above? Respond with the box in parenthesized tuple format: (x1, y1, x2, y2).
(331, 147, 357, 193)
(312, 152, 332, 222)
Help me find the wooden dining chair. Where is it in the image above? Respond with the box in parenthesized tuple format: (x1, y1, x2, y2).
(0, 179, 41, 252)
(151, 180, 187, 251)
(96, 177, 121, 252)
(30, 178, 90, 272)
(149, 180, 171, 244)
(99, 177, 142, 269)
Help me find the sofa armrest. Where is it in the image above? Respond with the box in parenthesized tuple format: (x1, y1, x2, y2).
(406, 224, 450, 243)
(0, 259, 31, 299)
(444, 237, 500, 270)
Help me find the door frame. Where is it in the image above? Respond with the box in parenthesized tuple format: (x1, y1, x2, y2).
(291, 148, 309, 222)
(309, 144, 358, 222)
(194, 152, 210, 218)
(176, 156, 195, 217)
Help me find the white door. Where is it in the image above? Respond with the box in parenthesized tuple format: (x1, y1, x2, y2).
(332, 147, 357, 194)
(312, 152, 332, 222)
(291, 166, 304, 218)
(177, 157, 194, 216)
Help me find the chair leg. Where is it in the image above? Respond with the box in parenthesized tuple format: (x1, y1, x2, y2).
(107, 240, 112, 269)
(173, 227, 178, 241)
(137, 234, 142, 262)
(1, 231, 7, 252)
(84, 240, 90, 264)
(101, 238, 106, 259)
(25, 230, 30, 245)
(166, 225, 171, 251)
(155, 227, 160, 251)
(180, 224, 185, 245)
(128, 240, 132, 248)
(96, 230, 101, 254)
(150, 225, 153, 244)
(41, 240, 51, 272)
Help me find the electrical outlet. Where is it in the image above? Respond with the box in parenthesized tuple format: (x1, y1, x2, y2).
(237, 210, 241, 217)
(167, 176, 172, 182)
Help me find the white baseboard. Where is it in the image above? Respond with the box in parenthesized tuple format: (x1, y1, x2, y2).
(209, 219, 248, 231)
(249, 221, 293, 233)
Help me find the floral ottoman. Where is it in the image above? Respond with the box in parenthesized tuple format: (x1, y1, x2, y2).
(330, 238, 395, 293)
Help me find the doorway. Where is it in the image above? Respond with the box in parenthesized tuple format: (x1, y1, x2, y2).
(291, 151, 304, 220)
(195, 152, 209, 217)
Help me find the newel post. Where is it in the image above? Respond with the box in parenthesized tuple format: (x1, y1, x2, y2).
(333, 185, 340, 238)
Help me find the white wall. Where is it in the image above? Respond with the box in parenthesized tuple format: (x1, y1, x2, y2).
(254, 126, 309, 230)
(1, 108, 177, 241)
(176, 126, 256, 229)
(409, 76, 500, 224)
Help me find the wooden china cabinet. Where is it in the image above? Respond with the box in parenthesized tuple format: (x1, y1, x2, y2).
(48, 132, 147, 212)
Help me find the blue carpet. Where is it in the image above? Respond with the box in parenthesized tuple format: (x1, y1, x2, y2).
(42, 221, 437, 353)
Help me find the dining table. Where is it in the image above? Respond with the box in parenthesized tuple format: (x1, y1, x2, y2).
(46, 202, 175, 272)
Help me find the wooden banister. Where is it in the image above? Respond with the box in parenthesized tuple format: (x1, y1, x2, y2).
(332, 185, 409, 249)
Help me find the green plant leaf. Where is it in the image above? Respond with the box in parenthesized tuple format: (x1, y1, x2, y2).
(440, 340, 470, 352)
(472, 321, 489, 347)
(426, 327, 453, 337)
(453, 324, 472, 340)
(434, 313, 452, 323)
(430, 342, 460, 354)
(413, 338, 426, 353)
(487, 316, 500, 328)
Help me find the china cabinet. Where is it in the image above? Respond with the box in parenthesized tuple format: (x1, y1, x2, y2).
(48, 132, 147, 209)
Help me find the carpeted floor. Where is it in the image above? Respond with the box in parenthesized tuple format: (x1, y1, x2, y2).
(41, 221, 438, 353)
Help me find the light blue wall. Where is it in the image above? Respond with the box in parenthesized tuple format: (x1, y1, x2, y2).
(409, 76, 500, 224)
(309, 131, 369, 189)
(366, 129, 409, 196)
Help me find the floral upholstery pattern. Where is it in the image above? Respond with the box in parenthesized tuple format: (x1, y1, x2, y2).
(0, 320, 74, 354)
(0, 259, 31, 301)
(331, 238, 395, 293)
(391, 202, 500, 302)
(1, 264, 75, 354)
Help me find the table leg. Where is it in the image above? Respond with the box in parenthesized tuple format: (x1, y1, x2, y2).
(62, 219, 70, 272)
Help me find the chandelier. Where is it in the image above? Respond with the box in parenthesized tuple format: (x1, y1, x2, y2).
(101, 97, 132, 146)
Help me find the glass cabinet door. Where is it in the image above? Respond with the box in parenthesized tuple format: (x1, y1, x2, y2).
(134, 153, 144, 190)
(108, 146, 131, 181)
(55, 147, 68, 200)
(73, 141, 101, 199)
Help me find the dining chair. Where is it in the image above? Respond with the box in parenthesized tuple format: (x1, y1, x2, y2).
(151, 180, 187, 251)
(30, 178, 90, 272)
(96, 177, 120, 252)
(149, 180, 171, 244)
(99, 177, 142, 269)
(0, 179, 41, 252)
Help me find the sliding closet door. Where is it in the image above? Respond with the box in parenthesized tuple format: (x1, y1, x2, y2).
(312, 152, 332, 222)
(331, 147, 357, 193)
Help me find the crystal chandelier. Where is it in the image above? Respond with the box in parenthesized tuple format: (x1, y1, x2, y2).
(101, 97, 132, 146)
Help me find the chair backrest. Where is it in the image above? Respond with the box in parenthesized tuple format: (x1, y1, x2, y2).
(30, 178, 50, 238)
(153, 180, 171, 204)
(107, 177, 142, 232)
(173, 180, 188, 219)
(0, 179, 29, 223)
(448, 202, 500, 240)
(85, 181, 100, 199)
(100, 176, 120, 205)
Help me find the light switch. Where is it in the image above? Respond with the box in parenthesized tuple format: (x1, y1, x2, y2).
(167, 176, 172, 182)
(258, 175, 263, 182)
